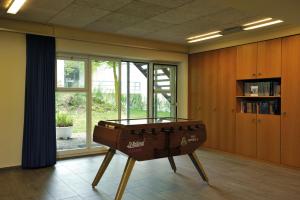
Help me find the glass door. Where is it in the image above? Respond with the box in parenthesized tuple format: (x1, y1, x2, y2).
(121, 61, 149, 119)
(91, 59, 120, 146)
(153, 64, 177, 118)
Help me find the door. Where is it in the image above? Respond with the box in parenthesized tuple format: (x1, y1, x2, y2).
(236, 43, 257, 80)
(236, 113, 257, 157)
(188, 53, 201, 119)
(218, 47, 237, 152)
(121, 61, 149, 119)
(202, 50, 219, 148)
(153, 64, 177, 118)
(257, 38, 282, 78)
(257, 114, 280, 163)
(281, 35, 300, 167)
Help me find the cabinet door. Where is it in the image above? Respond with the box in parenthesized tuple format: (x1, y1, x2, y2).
(236, 113, 257, 157)
(281, 35, 300, 167)
(200, 50, 219, 148)
(257, 115, 280, 163)
(236, 43, 257, 80)
(188, 53, 201, 119)
(257, 38, 282, 78)
(218, 47, 236, 152)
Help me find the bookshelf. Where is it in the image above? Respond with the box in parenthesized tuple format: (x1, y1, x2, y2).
(236, 78, 281, 115)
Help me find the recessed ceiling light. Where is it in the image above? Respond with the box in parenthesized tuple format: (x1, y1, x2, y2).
(7, 0, 26, 14)
(243, 20, 283, 30)
(243, 18, 273, 26)
(187, 34, 223, 43)
(187, 31, 221, 40)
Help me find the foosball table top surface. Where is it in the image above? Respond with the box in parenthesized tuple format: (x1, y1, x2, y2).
(98, 118, 203, 129)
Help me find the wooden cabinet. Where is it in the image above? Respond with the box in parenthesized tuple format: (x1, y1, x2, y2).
(237, 40, 282, 80)
(236, 113, 257, 157)
(237, 43, 257, 80)
(257, 38, 282, 78)
(189, 48, 236, 150)
(218, 47, 236, 152)
(257, 115, 281, 163)
(281, 35, 300, 167)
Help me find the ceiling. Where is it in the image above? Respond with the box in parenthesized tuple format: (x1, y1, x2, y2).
(0, 0, 300, 45)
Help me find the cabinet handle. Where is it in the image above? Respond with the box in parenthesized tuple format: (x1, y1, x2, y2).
(231, 109, 235, 113)
(213, 108, 217, 111)
(252, 118, 256, 122)
(258, 72, 262, 76)
(252, 73, 256, 77)
(282, 112, 287, 116)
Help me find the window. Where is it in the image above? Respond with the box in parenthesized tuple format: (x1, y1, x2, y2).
(153, 64, 177, 118)
(56, 59, 88, 151)
(56, 55, 177, 155)
(121, 61, 149, 119)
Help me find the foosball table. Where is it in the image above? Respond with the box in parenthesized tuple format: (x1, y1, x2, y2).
(92, 118, 209, 200)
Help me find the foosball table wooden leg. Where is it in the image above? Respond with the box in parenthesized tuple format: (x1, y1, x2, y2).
(92, 148, 116, 187)
(188, 152, 209, 183)
(114, 157, 136, 200)
(168, 156, 177, 173)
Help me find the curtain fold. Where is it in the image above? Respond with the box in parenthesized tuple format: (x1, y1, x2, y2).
(22, 34, 56, 168)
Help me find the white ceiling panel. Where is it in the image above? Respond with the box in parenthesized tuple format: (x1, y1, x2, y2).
(49, 3, 110, 28)
(117, 1, 169, 19)
(117, 19, 173, 36)
(206, 7, 254, 28)
(73, 0, 133, 11)
(85, 13, 143, 32)
(152, 8, 200, 25)
(139, 0, 193, 8)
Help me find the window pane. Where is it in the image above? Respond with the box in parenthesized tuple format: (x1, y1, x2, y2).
(153, 64, 177, 118)
(92, 60, 120, 147)
(56, 92, 87, 151)
(121, 62, 148, 119)
(57, 59, 85, 88)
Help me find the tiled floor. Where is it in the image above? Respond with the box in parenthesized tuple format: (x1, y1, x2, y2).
(0, 149, 300, 200)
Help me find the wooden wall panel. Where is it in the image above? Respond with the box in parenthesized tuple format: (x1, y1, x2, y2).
(281, 35, 300, 167)
(218, 47, 237, 152)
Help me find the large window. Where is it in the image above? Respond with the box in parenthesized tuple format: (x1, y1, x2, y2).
(121, 61, 149, 119)
(56, 59, 88, 151)
(56, 55, 177, 154)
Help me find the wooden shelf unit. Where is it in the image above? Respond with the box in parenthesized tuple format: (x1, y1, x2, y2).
(189, 35, 300, 167)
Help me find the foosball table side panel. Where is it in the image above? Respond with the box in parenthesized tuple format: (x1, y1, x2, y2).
(116, 123, 207, 161)
(93, 125, 120, 149)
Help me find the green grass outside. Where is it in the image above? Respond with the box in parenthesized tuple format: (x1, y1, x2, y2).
(69, 109, 170, 133)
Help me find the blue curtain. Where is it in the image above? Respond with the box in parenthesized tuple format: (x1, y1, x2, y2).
(22, 34, 56, 168)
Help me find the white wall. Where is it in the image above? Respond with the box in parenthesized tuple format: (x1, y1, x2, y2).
(0, 31, 188, 168)
(0, 31, 26, 168)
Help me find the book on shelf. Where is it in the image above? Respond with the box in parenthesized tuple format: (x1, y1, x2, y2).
(240, 99, 280, 115)
(240, 101, 257, 113)
(243, 80, 280, 97)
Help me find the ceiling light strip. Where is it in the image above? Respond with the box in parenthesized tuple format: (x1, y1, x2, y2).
(7, 0, 26, 14)
(187, 34, 223, 43)
(187, 31, 221, 40)
(243, 18, 273, 26)
(243, 20, 283, 30)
